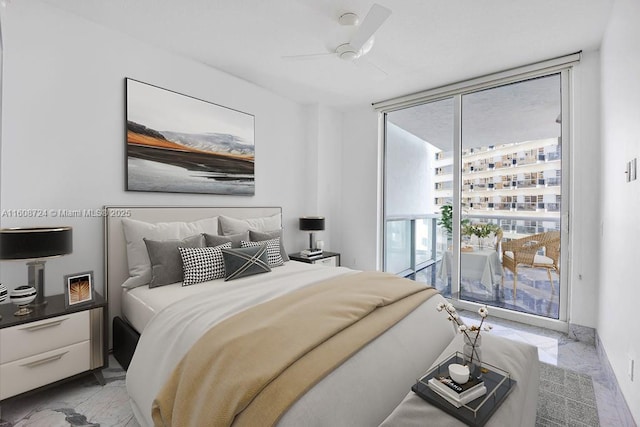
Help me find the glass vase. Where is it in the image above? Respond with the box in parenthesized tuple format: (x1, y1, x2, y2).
(463, 331, 483, 378)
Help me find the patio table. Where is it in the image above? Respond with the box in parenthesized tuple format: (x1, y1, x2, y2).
(438, 248, 503, 289)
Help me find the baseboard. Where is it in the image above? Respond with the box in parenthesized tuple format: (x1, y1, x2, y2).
(568, 323, 595, 345)
(595, 331, 637, 426)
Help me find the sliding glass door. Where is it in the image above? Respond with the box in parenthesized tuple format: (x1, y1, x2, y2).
(382, 64, 570, 325)
(459, 74, 563, 319)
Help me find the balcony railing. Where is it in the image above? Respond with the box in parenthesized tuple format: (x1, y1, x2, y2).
(384, 215, 441, 279)
(385, 212, 561, 270)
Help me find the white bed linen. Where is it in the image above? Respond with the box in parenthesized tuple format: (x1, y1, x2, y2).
(121, 261, 330, 334)
(126, 263, 459, 427)
(126, 263, 538, 427)
(127, 262, 359, 425)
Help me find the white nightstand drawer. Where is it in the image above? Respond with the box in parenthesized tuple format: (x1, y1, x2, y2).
(0, 311, 90, 363)
(315, 256, 338, 267)
(0, 340, 91, 400)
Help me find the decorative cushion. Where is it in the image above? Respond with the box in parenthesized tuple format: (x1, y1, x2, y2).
(221, 245, 271, 281)
(218, 213, 281, 236)
(178, 243, 232, 286)
(503, 251, 554, 265)
(249, 229, 290, 262)
(241, 238, 284, 267)
(203, 231, 249, 249)
(144, 234, 205, 288)
(533, 254, 554, 265)
(121, 216, 218, 289)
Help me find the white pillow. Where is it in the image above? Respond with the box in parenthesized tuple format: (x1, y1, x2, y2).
(218, 213, 282, 235)
(121, 216, 218, 289)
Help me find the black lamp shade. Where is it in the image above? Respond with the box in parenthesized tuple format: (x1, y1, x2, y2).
(299, 217, 325, 231)
(0, 227, 73, 260)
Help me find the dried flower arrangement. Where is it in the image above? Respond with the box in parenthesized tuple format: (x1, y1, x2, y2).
(436, 302, 492, 367)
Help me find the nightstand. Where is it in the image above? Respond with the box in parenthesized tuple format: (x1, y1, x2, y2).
(289, 251, 341, 267)
(0, 293, 107, 401)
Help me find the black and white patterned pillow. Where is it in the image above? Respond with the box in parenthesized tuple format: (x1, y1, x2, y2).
(178, 243, 232, 286)
(241, 238, 284, 267)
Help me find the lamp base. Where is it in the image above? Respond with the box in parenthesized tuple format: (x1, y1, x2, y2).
(14, 305, 33, 316)
(27, 260, 47, 309)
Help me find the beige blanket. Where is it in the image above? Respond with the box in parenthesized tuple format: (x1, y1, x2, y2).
(151, 271, 438, 427)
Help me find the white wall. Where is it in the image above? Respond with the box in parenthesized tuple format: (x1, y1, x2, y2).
(569, 50, 602, 328)
(599, 0, 640, 419)
(340, 107, 379, 270)
(303, 104, 343, 251)
(385, 122, 431, 217)
(0, 1, 316, 297)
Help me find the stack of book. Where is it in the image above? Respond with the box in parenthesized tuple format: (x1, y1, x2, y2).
(300, 249, 323, 258)
(427, 374, 487, 408)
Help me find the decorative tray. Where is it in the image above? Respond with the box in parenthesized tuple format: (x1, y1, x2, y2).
(412, 352, 516, 427)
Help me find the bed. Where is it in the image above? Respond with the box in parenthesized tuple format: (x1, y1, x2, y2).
(104, 206, 539, 427)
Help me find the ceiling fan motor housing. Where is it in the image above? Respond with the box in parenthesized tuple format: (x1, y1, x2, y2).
(339, 12, 359, 26)
(336, 43, 360, 60)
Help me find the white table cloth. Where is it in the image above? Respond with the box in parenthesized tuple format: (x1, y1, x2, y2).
(438, 248, 503, 288)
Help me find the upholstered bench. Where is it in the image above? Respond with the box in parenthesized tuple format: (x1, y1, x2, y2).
(380, 334, 539, 427)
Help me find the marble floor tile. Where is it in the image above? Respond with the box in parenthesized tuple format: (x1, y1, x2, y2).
(0, 321, 636, 427)
(461, 311, 636, 427)
(0, 357, 139, 427)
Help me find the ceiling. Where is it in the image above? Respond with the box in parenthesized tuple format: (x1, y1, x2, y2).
(40, 0, 613, 109)
(388, 74, 562, 149)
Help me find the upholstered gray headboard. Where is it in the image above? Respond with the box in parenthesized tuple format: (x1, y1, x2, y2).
(103, 206, 282, 348)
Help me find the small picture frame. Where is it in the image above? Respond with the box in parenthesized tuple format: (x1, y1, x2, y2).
(64, 271, 94, 308)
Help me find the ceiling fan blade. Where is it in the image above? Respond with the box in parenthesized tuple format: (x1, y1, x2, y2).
(282, 52, 335, 60)
(349, 3, 392, 51)
(355, 57, 388, 76)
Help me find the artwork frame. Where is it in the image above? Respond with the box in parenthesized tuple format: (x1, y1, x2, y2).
(64, 271, 94, 308)
(125, 78, 255, 195)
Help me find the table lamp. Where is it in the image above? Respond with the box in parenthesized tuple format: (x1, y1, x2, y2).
(0, 226, 73, 308)
(299, 216, 325, 251)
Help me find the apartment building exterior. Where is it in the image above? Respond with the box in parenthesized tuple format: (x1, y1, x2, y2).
(433, 137, 562, 241)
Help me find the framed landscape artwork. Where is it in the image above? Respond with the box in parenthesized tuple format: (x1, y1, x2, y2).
(125, 78, 255, 195)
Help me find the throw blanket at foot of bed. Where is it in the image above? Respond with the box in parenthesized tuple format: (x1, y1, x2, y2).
(151, 271, 438, 427)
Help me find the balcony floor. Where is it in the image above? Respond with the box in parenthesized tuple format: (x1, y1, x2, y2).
(412, 261, 560, 319)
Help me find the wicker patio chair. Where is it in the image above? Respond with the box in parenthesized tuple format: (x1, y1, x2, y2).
(493, 228, 503, 252)
(501, 231, 560, 300)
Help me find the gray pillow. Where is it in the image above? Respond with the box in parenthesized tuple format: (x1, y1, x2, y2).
(221, 245, 271, 281)
(121, 216, 218, 289)
(144, 234, 205, 288)
(204, 232, 249, 248)
(249, 229, 290, 262)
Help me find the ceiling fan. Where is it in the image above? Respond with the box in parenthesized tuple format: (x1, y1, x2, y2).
(284, 3, 392, 62)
